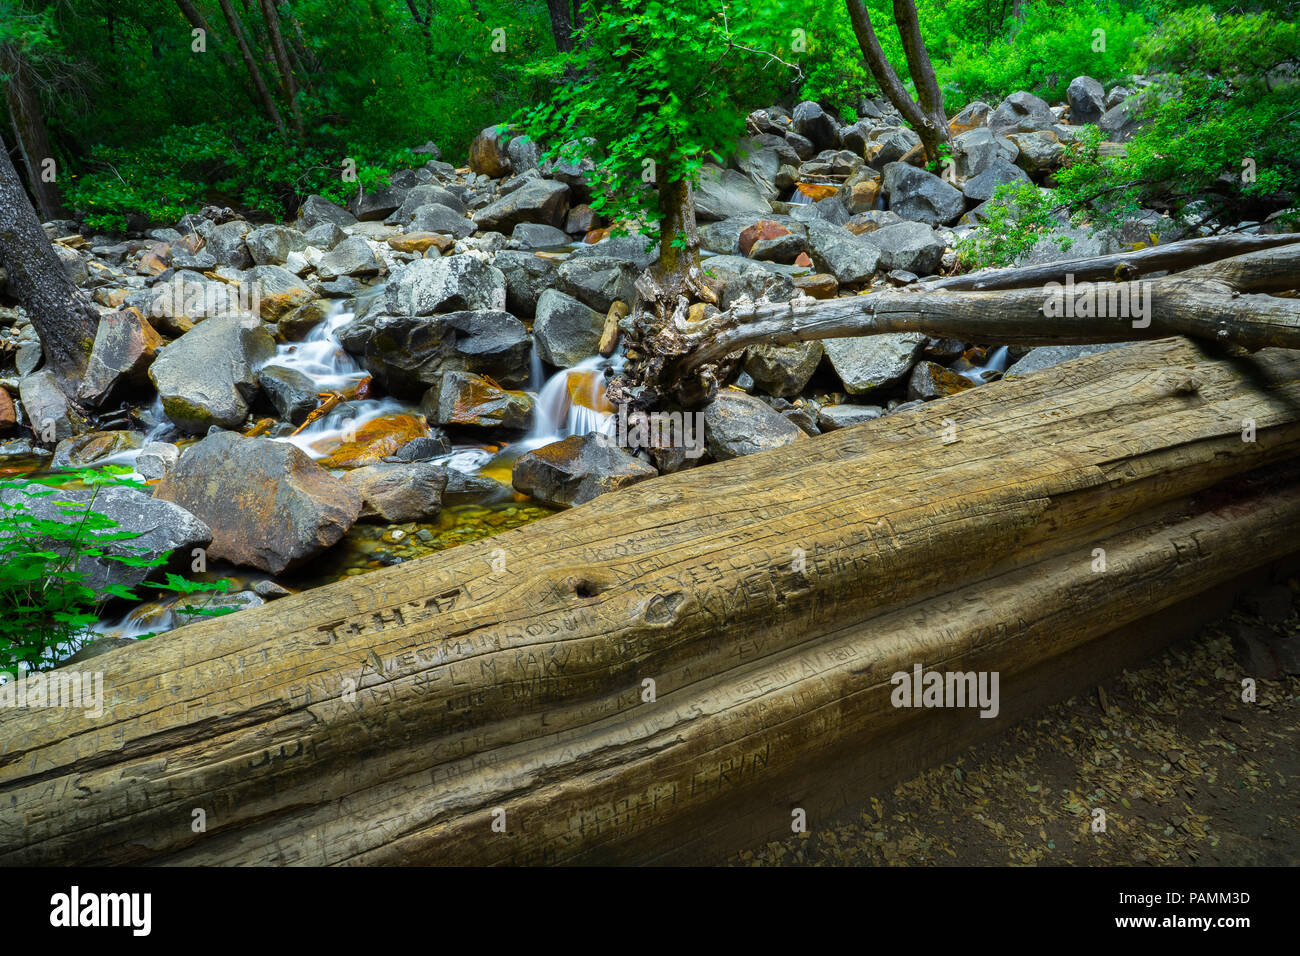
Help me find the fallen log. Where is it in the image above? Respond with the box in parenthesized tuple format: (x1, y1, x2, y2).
(926, 231, 1300, 291)
(648, 241, 1300, 401)
(3, 338, 1300, 865)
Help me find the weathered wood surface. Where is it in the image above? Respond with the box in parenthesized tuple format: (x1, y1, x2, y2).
(4, 337, 1300, 865)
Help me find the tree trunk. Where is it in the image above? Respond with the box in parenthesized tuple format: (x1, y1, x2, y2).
(0, 136, 98, 383)
(258, 0, 304, 138)
(545, 0, 575, 52)
(4, 339, 1300, 864)
(174, 0, 254, 106)
(0, 44, 64, 220)
(643, 239, 1300, 402)
(845, 0, 950, 163)
(216, 0, 289, 137)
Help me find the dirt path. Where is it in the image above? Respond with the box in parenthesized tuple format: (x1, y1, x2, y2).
(728, 592, 1300, 866)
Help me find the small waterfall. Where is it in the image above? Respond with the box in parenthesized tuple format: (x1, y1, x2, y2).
(262, 300, 369, 393)
(523, 355, 618, 450)
(956, 345, 1012, 384)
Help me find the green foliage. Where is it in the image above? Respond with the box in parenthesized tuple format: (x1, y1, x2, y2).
(0, 467, 231, 673)
(937, 0, 1151, 108)
(956, 180, 1073, 268)
(520, 0, 795, 240)
(65, 120, 419, 231)
(1049, 6, 1300, 233)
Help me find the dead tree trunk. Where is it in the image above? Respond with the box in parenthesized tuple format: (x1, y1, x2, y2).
(639, 238, 1300, 404)
(216, 0, 289, 138)
(0, 137, 98, 383)
(4, 339, 1300, 864)
(845, 0, 950, 163)
(258, 0, 304, 138)
(0, 44, 63, 220)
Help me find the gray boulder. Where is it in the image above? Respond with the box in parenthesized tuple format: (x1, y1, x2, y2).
(1067, 75, 1106, 125)
(294, 194, 357, 231)
(387, 184, 468, 221)
(703, 391, 805, 459)
(148, 315, 276, 433)
(556, 256, 637, 313)
(206, 220, 252, 268)
(342, 461, 448, 522)
(494, 250, 557, 318)
(988, 91, 1056, 137)
(257, 365, 319, 424)
(822, 333, 926, 394)
(534, 289, 604, 367)
(19, 369, 86, 441)
(408, 203, 476, 238)
(512, 433, 657, 508)
(818, 403, 884, 431)
(384, 255, 506, 315)
(743, 342, 824, 398)
(317, 235, 383, 279)
(882, 163, 965, 226)
(962, 157, 1032, 202)
(246, 224, 308, 266)
(805, 219, 880, 284)
(474, 179, 570, 231)
(511, 222, 570, 249)
(791, 101, 840, 151)
(870, 221, 947, 275)
(154, 431, 361, 574)
(695, 165, 772, 221)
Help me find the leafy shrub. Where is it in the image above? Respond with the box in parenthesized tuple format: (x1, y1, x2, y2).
(0, 467, 231, 673)
(956, 181, 1074, 269)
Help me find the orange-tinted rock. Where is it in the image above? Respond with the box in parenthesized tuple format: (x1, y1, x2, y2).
(52, 430, 144, 467)
(137, 242, 171, 276)
(907, 360, 976, 401)
(793, 272, 838, 299)
(847, 177, 882, 213)
(739, 219, 792, 257)
(421, 371, 534, 430)
(584, 226, 613, 244)
(468, 126, 512, 178)
(387, 232, 453, 254)
(0, 388, 15, 434)
(316, 414, 432, 468)
(796, 182, 839, 202)
(566, 367, 615, 415)
(94, 287, 129, 309)
(793, 252, 814, 268)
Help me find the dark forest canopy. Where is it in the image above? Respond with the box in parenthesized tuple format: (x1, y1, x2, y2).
(0, 0, 1296, 237)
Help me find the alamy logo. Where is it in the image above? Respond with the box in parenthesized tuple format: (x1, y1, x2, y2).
(50, 886, 151, 936)
(0, 668, 103, 718)
(890, 664, 1000, 718)
(616, 405, 706, 459)
(1042, 274, 1151, 328)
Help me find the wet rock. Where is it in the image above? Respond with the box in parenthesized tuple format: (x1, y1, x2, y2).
(469, 125, 513, 177)
(474, 179, 570, 232)
(409, 203, 476, 238)
(79, 308, 164, 406)
(148, 315, 276, 433)
(246, 224, 308, 266)
(421, 370, 534, 430)
(318, 414, 432, 468)
(511, 222, 570, 249)
(384, 255, 506, 316)
(962, 157, 1032, 202)
(338, 309, 529, 397)
(817, 403, 883, 431)
(695, 165, 772, 221)
(19, 370, 87, 441)
(343, 461, 448, 522)
(703, 391, 804, 460)
(0, 388, 15, 435)
(907, 360, 977, 400)
(136, 441, 180, 480)
(1067, 75, 1105, 125)
(1009, 130, 1066, 176)
(258, 365, 319, 424)
(294, 194, 357, 231)
(870, 221, 946, 275)
(206, 220, 253, 268)
(155, 431, 361, 574)
(988, 91, 1056, 137)
(249, 265, 316, 322)
(0, 483, 211, 592)
(533, 289, 604, 367)
(882, 163, 965, 226)
(317, 235, 384, 279)
(512, 432, 657, 508)
(386, 183, 468, 221)
(389, 433, 453, 461)
(822, 333, 925, 395)
(805, 219, 881, 284)
(277, 298, 333, 341)
(494, 250, 557, 319)
(52, 430, 143, 468)
(743, 342, 824, 398)
(555, 256, 637, 313)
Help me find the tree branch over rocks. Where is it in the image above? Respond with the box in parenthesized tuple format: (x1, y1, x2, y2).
(613, 238, 1300, 407)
